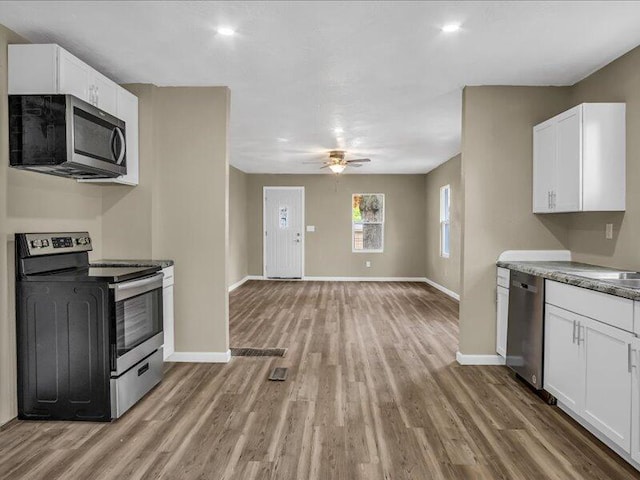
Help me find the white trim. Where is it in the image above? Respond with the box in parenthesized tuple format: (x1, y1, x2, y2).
(456, 351, 506, 365)
(352, 193, 385, 253)
(424, 278, 460, 301)
(263, 186, 305, 279)
(497, 250, 571, 262)
(439, 184, 451, 258)
(228, 276, 250, 292)
(166, 350, 231, 363)
(304, 276, 427, 282)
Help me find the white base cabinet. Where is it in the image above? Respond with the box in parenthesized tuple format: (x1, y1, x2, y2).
(631, 337, 640, 464)
(162, 266, 175, 361)
(545, 281, 634, 454)
(496, 286, 508, 357)
(496, 268, 510, 357)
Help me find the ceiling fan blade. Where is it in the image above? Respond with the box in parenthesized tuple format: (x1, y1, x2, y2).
(302, 160, 328, 164)
(349, 163, 363, 167)
(320, 165, 329, 169)
(346, 158, 371, 163)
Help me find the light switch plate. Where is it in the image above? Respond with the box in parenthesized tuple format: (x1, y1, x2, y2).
(306, 225, 315, 232)
(605, 223, 613, 240)
(366, 261, 371, 268)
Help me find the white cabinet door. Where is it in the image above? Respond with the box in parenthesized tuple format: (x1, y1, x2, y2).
(91, 71, 118, 114)
(554, 106, 582, 212)
(533, 121, 556, 213)
(58, 47, 92, 103)
(582, 318, 632, 452)
(544, 305, 583, 411)
(115, 88, 139, 185)
(163, 284, 175, 361)
(496, 286, 508, 357)
(631, 337, 640, 463)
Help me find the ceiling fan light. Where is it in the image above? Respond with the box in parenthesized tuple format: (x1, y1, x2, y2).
(329, 164, 346, 174)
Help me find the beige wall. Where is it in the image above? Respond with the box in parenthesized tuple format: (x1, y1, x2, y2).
(0, 25, 104, 425)
(229, 167, 249, 286)
(102, 85, 231, 355)
(425, 154, 461, 294)
(563, 46, 640, 269)
(101, 84, 155, 259)
(151, 87, 230, 354)
(246, 174, 426, 278)
(459, 86, 571, 355)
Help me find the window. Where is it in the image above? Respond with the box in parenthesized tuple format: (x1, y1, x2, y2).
(352, 194, 384, 252)
(440, 185, 451, 258)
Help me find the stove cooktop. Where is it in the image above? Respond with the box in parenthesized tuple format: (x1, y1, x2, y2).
(25, 265, 161, 283)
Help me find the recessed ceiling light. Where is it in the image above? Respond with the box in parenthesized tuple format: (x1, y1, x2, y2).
(277, 137, 289, 142)
(217, 26, 236, 36)
(334, 127, 344, 134)
(442, 23, 461, 33)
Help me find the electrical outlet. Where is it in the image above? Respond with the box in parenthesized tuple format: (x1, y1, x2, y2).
(365, 261, 371, 268)
(605, 223, 613, 240)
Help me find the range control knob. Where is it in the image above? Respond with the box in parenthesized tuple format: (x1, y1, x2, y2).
(75, 237, 90, 246)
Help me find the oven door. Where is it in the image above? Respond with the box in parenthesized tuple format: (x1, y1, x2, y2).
(110, 273, 163, 376)
(68, 95, 127, 177)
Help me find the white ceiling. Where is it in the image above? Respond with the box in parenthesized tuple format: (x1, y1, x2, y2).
(2, 1, 640, 174)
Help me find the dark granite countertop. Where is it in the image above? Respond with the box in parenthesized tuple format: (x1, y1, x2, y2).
(91, 259, 174, 268)
(496, 260, 640, 301)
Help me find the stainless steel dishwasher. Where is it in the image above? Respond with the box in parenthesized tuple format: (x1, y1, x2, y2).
(506, 270, 545, 389)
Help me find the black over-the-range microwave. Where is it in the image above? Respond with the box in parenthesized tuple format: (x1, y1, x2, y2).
(9, 94, 127, 179)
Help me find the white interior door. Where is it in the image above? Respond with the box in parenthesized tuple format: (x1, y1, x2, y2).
(264, 187, 304, 278)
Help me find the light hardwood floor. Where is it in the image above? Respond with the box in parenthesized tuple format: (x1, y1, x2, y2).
(0, 280, 639, 479)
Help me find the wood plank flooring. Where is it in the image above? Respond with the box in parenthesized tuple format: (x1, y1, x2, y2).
(1, 280, 639, 479)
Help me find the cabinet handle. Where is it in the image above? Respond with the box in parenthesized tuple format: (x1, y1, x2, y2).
(572, 320, 577, 344)
(552, 191, 556, 209)
(548, 191, 551, 209)
(576, 321, 583, 345)
(629, 344, 633, 373)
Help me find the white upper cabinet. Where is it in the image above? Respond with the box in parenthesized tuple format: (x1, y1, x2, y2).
(8, 44, 139, 185)
(533, 103, 625, 213)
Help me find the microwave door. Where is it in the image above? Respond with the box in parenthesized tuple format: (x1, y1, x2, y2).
(69, 97, 127, 177)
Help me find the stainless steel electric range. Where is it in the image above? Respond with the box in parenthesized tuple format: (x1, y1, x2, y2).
(15, 232, 164, 421)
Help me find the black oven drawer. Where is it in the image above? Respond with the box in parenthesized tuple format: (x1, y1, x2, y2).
(110, 348, 163, 419)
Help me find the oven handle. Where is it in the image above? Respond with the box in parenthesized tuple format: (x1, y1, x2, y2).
(110, 273, 164, 302)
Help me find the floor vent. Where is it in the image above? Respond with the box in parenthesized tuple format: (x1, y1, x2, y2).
(268, 367, 288, 381)
(230, 347, 287, 357)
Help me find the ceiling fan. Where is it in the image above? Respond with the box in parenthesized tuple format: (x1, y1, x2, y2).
(305, 150, 371, 174)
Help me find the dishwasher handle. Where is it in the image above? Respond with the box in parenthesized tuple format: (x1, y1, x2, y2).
(511, 280, 538, 293)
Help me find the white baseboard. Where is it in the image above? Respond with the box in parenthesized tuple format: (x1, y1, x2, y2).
(166, 350, 231, 363)
(303, 276, 427, 282)
(424, 278, 460, 301)
(456, 351, 505, 366)
(228, 276, 250, 292)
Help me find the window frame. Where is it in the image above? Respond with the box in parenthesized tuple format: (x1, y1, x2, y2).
(352, 193, 385, 253)
(440, 184, 451, 258)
